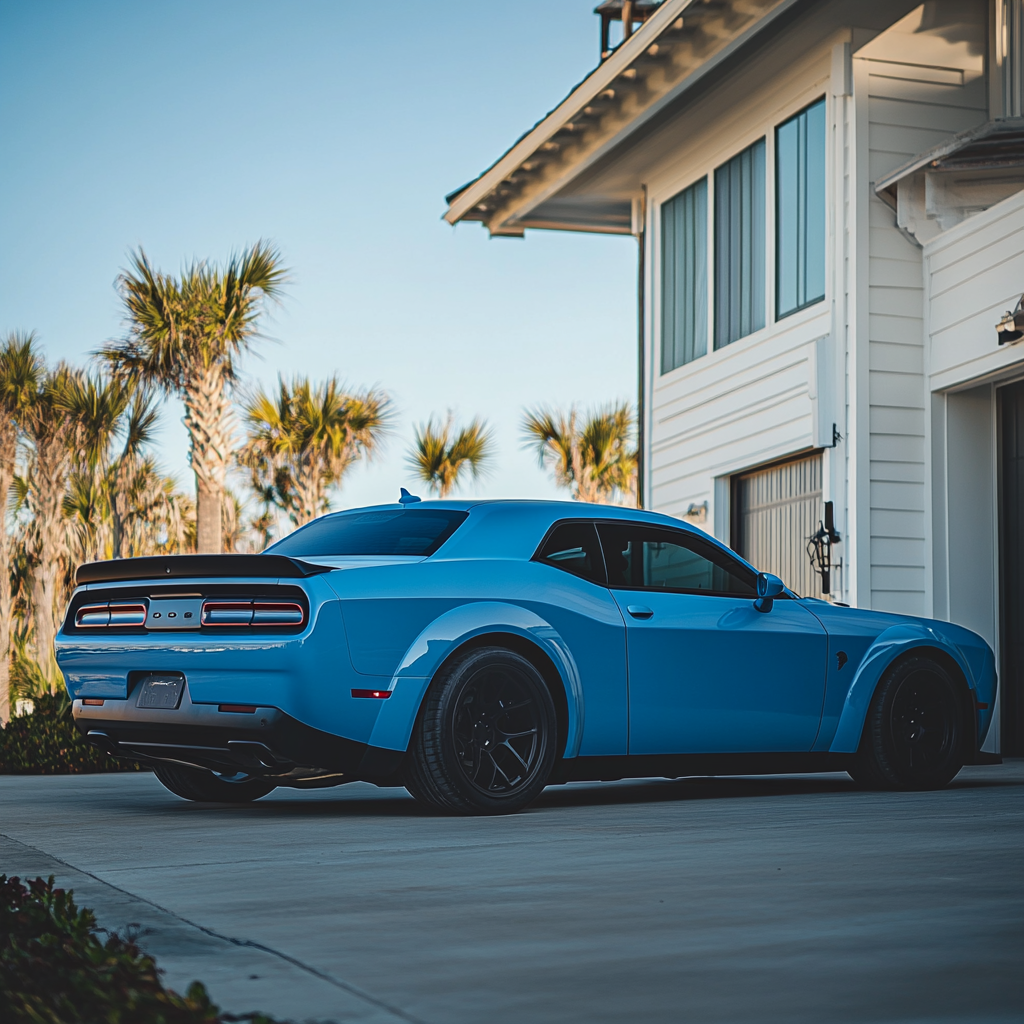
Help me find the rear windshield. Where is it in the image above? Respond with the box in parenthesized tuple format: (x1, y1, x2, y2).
(265, 509, 469, 558)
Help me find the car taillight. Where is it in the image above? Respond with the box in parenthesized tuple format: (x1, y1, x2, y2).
(251, 602, 304, 626)
(201, 601, 254, 626)
(200, 600, 305, 628)
(75, 602, 146, 628)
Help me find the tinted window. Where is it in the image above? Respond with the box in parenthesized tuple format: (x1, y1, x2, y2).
(266, 509, 468, 557)
(535, 521, 606, 584)
(662, 176, 708, 372)
(715, 138, 766, 349)
(598, 523, 755, 596)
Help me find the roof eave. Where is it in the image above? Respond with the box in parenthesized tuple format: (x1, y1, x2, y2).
(443, 0, 690, 229)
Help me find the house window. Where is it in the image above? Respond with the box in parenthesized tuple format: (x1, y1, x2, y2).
(714, 138, 765, 349)
(660, 177, 707, 373)
(776, 98, 826, 318)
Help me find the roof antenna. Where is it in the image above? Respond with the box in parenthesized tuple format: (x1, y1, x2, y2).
(399, 487, 422, 505)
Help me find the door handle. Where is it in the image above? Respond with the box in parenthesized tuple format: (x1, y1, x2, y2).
(627, 605, 653, 619)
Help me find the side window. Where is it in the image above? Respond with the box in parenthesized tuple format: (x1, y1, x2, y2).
(597, 523, 755, 596)
(535, 521, 606, 585)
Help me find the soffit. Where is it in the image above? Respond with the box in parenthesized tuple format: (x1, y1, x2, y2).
(444, 0, 916, 236)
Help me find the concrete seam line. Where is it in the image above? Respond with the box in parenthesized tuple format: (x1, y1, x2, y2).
(0, 832, 431, 1024)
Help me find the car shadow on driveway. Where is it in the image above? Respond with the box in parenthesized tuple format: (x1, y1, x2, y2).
(126, 762, 1023, 818)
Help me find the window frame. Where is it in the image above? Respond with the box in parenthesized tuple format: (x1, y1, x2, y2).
(774, 96, 827, 321)
(660, 175, 709, 373)
(596, 521, 759, 598)
(531, 519, 608, 585)
(532, 518, 765, 599)
(713, 136, 767, 351)
(651, 85, 831, 379)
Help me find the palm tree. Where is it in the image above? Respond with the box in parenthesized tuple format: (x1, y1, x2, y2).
(240, 375, 390, 530)
(0, 333, 43, 724)
(102, 241, 287, 552)
(406, 415, 494, 498)
(522, 403, 637, 505)
(21, 362, 80, 690)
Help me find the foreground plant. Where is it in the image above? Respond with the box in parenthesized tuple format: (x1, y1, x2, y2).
(0, 874, 285, 1023)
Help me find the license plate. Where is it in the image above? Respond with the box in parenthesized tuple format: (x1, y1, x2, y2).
(135, 673, 185, 710)
(146, 597, 203, 630)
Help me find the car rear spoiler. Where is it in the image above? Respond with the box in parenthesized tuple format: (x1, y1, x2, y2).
(75, 554, 332, 586)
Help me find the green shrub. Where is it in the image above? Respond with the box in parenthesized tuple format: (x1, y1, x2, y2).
(0, 693, 146, 774)
(0, 874, 283, 1023)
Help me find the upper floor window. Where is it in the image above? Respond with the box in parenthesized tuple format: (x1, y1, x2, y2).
(661, 177, 708, 373)
(776, 98, 826, 318)
(715, 138, 766, 349)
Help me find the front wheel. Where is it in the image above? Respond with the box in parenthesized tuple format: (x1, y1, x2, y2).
(851, 655, 965, 790)
(154, 764, 276, 803)
(404, 646, 557, 815)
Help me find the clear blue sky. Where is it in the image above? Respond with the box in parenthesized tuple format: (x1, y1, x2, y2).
(0, 0, 637, 510)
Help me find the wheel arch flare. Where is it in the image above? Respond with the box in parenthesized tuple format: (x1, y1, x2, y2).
(829, 621, 995, 754)
(366, 601, 585, 759)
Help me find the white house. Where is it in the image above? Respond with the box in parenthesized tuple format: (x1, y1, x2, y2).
(444, 0, 1024, 755)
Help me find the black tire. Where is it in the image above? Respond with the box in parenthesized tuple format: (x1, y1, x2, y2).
(153, 764, 276, 803)
(405, 646, 558, 815)
(852, 655, 965, 790)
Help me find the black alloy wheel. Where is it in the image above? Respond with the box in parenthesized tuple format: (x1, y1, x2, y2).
(153, 763, 276, 803)
(851, 655, 965, 790)
(404, 646, 557, 815)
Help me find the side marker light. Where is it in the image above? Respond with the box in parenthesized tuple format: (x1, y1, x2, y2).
(351, 689, 392, 699)
(82, 698, 105, 706)
(219, 704, 258, 713)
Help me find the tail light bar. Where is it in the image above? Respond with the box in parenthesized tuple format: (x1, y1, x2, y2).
(200, 600, 305, 628)
(75, 602, 147, 628)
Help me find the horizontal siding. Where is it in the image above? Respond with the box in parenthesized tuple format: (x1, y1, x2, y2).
(649, 309, 828, 517)
(925, 188, 1024, 388)
(858, 6, 986, 614)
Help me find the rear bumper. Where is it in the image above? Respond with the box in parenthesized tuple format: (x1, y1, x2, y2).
(73, 685, 405, 785)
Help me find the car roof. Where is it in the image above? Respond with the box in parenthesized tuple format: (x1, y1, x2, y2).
(321, 498, 695, 526)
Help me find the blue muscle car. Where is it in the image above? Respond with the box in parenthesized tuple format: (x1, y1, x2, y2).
(55, 499, 998, 813)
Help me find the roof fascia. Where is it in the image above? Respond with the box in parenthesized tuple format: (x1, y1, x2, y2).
(503, 0, 804, 234)
(443, 0, 690, 227)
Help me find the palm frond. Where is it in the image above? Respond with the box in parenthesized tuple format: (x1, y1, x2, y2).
(407, 415, 493, 498)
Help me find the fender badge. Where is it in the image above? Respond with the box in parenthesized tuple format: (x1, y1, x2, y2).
(836, 651, 848, 670)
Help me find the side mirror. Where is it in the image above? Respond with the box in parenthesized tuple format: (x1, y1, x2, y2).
(754, 572, 785, 613)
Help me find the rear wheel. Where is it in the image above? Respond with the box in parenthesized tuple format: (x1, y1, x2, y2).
(405, 646, 557, 815)
(153, 764, 276, 803)
(851, 655, 964, 790)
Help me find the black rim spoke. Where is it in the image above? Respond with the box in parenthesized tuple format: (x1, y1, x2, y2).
(888, 672, 956, 779)
(451, 663, 544, 797)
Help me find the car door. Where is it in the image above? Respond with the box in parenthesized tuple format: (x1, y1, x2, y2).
(597, 522, 828, 755)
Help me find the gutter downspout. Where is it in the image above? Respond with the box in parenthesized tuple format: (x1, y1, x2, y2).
(636, 184, 647, 509)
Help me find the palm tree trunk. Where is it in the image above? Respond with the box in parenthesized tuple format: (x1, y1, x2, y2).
(0, 481, 12, 726)
(29, 438, 71, 693)
(185, 367, 233, 554)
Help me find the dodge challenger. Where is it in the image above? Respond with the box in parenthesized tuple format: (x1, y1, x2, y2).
(55, 498, 997, 814)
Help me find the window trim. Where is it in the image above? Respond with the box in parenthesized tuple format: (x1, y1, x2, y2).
(532, 518, 772, 599)
(595, 521, 758, 599)
(774, 95, 827, 322)
(650, 84, 832, 379)
(531, 519, 608, 585)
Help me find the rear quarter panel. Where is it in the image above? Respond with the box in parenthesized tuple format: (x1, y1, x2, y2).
(327, 557, 628, 757)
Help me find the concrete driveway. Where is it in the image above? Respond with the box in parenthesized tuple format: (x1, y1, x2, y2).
(1, 764, 1021, 1024)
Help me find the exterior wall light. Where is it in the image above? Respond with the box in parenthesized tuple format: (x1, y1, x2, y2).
(996, 294, 1024, 344)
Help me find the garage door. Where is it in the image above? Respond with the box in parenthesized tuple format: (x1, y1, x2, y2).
(731, 453, 824, 599)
